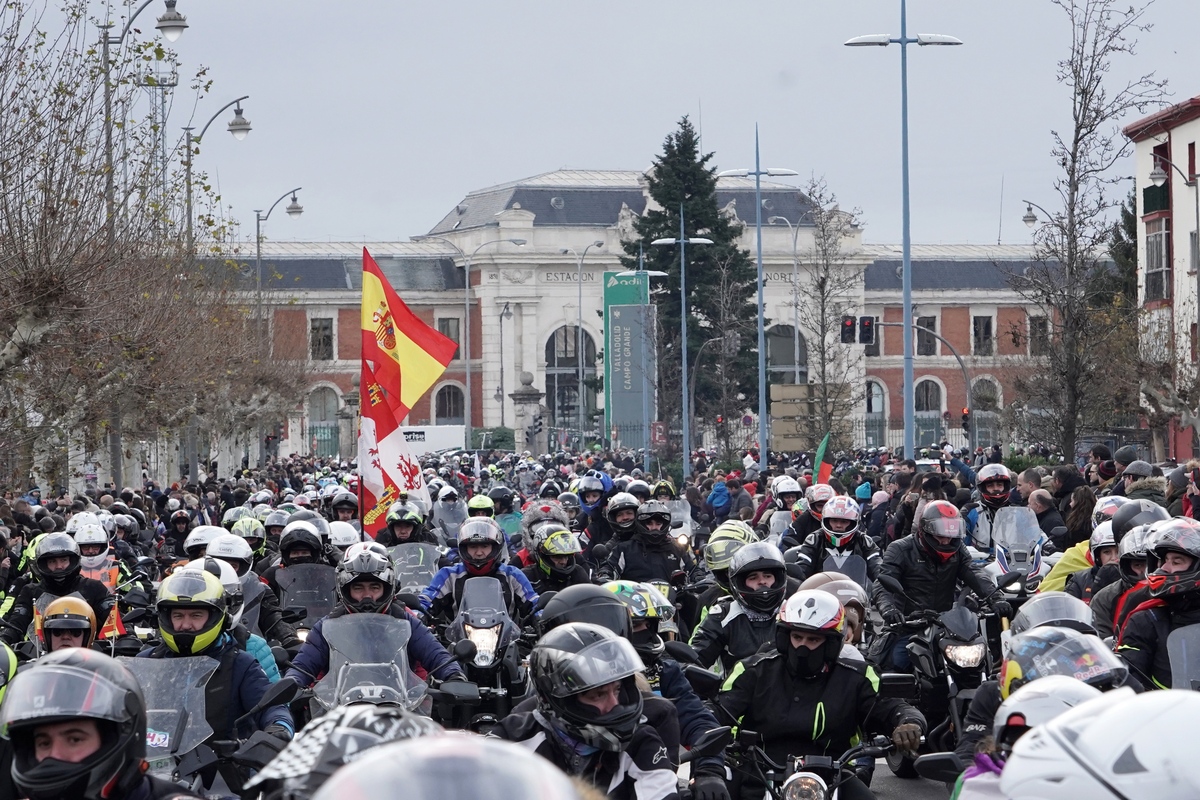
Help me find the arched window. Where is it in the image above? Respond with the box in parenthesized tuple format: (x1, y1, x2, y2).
(545, 326, 597, 433)
(914, 380, 942, 413)
(971, 378, 1002, 411)
(767, 325, 807, 384)
(864, 380, 887, 448)
(435, 385, 465, 425)
(913, 379, 943, 447)
(308, 387, 341, 458)
(865, 380, 886, 415)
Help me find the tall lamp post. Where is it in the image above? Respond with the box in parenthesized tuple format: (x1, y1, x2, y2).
(845, 0, 962, 458)
(768, 213, 815, 383)
(652, 208, 712, 478)
(254, 188, 305, 342)
(718, 131, 798, 471)
(420, 237, 527, 450)
(562, 241, 605, 451)
(98, 0, 188, 489)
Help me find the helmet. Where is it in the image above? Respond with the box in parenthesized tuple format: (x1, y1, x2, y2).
(1089, 520, 1117, 561)
(730, 541, 787, 614)
(605, 492, 639, 534)
(42, 596, 97, 651)
(790, 498, 810, 521)
(652, 480, 677, 501)
(774, 590, 845, 673)
(976, 463, 1012, 509)
(279, 521, 323, 566)
(329, 521, 361, 551)
(805, 577, 869, 624)
(111, 514, 137, 541)
(532, 524, 582, 582)
(221, 506, 251, 531)
(804, 484, 835, 520)
(602, 581, 674, 659)
(992, 674, 1102, 755)
(486, 486, 516, 515)
(180, 558, 245, 629)
(1117, 523, 1152, 584)
(704, 521, 758, 592)
(520, 502, 569, 542)
(1091, 495, 1131, 528)
(998, 628, 1127, 699)
(287, 510, 331, 544)
(1010, 591, 1096, 636)
(557, 492, 582, 529)
(466, 495, 495, 518)
(0, 649, 147, 800)
(538, 583, 633, 637)
(336, 543, 396, 613)
(820, 495, 861, 548)
(64, 512, 99, 535)
(634, 500, 673, 542)
(918, 500, 966, 560)
(309, 731, 583, 800)
(773, 477, 802, 510)
(1110, 499, 1170, 541)
(183, 525, 224, 561)
(1000, 687, 1200, 800)
(385, 503, 425, 542)
(206, 533, 255, 577)
(529, 622, 645, 752)
(71, 523, 109, 570)
(456, 519, 506, 576)
(437, 486, 459, 503)
(330, 491, 359, 515)
(264, 509, 290, 535)
(33, 533, 81, 590)
(625, 480, 651, 502)
(1146, 517, 1200, 602)
(168, 509, 192, 533)
(156, 569, 228, 655)
(538, 480, 563, 500)
(252, 504, 274, 524)
(95, 513, 116, 541)
(576, 476, 606, 513)
(250, 490, 274, 506)
(230, 517, 266, 548)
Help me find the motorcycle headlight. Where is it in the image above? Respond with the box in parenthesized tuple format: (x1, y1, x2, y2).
(296, 628, 309, 643)
(782, 772, 827, 800)
(943, 642, 986, 668)
(465, 624, 501, 667)
(675, 532, 689, 548)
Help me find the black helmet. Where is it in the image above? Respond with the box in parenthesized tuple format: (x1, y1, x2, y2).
(287, 509, 331, 543)
(0, 649, 147, 800)
(529, 622, 645, 752)
(456, 519, 506, 576)
(279, 521, 323, 566)
(625, 480, 651, 503)
(33, 533, 81, 590)
(538, 583, 632, 638)
(264, 509, 290, 535)
(918, 500, 966, 560)
(486, 486, 516, 515)
(605, 492, 639, 535)
(538, 480, 563, 500)
(652, 480, 677, 501)
(336, 543, 396, 613)
(729, 541, 788, 614)
(634, 500, 672, 543)
(1110, 499, 1170, 542)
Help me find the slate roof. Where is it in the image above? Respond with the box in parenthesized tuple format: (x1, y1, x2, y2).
(218, 253, 461, 293)
(864, 259, 1029, 291)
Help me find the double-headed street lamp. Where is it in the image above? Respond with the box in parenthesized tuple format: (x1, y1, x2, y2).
(561, 241, 605, 451)
(420, 237, 527, 450)
(719, 133, 798, 472)
(652, 207, 712, 477)
(845, 0, 962, 459)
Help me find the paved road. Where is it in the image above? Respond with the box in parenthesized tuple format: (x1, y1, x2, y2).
(871, 771, 951, 800)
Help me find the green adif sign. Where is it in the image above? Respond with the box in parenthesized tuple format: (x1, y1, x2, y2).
(603, 272, 649, 437)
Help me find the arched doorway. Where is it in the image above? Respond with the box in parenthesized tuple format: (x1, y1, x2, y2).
(914, 379, 943, 448)
(308, 387, 341, 458)
(865, 380, 887, 447)
(767, 325, 807, 384)
(545, 326, 597, 443)
(434, 384, 465, 425)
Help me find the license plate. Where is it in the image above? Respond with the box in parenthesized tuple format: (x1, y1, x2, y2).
(147, 757, 173, 776)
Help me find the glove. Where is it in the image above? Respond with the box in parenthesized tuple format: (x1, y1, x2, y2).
(882, 607, 905, 627)
(892, 722, 922, 754)
(990, 598, 1013, 618)
(264, 723, 293, 744)
(690, 774, 731, 800)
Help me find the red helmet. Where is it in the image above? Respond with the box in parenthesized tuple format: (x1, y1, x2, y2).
(919, 500, 965, 560)
(821, 496, 861, 548)
(805, 484, 835, 521)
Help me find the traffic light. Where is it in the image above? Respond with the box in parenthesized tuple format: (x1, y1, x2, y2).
(961, 407, 970, 432)
(534, 414, 544, 435)
(716, 414, 724, 424)
(858, 316, 875, 345)
(840, 315, 856, 344)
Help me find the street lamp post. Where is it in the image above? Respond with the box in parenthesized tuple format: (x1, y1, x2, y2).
(183, 97, 251, 253)
(718, 131, 799, 471)
(419, 237, 527, 450)
(562, 241, 605, 452)
(846, 0, 961, 459)
(496, 302, 513, 428)
(652, 208, 712, 478)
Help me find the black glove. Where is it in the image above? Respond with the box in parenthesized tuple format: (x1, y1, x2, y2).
(264, 723, 293, 744)
(690, 774, 731, 800)
(882, 607, 905, 627)
(441, 671, 467, 683)
(990, 598, 1013, 618)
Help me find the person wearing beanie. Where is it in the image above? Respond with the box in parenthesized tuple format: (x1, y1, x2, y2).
(1096, 460, 1118, 493)
(1108, 446, 1138, 498)
(866, 489, 893, 547)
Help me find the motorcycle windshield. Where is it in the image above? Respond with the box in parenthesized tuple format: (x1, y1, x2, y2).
(240, 577, 266, 637)
(939, 605, 981, 642)
(446, 577, 518, 660)
(314, 615, 426, 711)
(768, 512, 791, 546)
(119, 655, 216, 766)
(1167, 624, 1200, 690)
(277, 564, 338, 629)
(990, 507, 1043, 572)
(666, 500, 693, 535)
(821, 553, 869, 588)
(389, 543, 441, 594)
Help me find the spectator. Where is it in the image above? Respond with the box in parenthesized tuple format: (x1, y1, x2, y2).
(1062, 486, 1096, 547)
(1121, 460, 1167, 507)
(1014, 468, 1042, 507)
(725, 478, 753, 520)
(1050, 465, 1087, 517)
(1094, 460, 1118, 495)
(866, 490, 891, 546)
(1108, 446, 1138, 498)
(1028, 489, 1067, 549)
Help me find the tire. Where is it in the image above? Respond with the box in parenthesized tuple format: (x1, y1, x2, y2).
(885, 748, 920, 779)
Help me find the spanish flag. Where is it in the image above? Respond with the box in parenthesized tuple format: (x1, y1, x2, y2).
(361, 248, 458, 418)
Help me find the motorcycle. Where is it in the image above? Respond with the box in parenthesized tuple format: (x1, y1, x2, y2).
(969, 506, 1057, 599)
(441, 576, 529, 732)
(276, 563, 338, 641)
(312, 613, 431, 714)
(389, 542, 442, 595)
(821, 553, 870, 590)
(729, 731, 904, 800)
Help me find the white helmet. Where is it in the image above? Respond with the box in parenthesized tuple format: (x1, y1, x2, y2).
(183, 525, 225, 559)
(438, 485, 459, 502)
(993, 675, 1101, 754)
(73, 523, 110, 569)
(773, 476, 803, 509)
(1001, 687, 1200, 799)
(329, 521, 361, 550)
(206, 533, 255, 576)
(344, 540, 389, 561)
(64, 511, 101, 535)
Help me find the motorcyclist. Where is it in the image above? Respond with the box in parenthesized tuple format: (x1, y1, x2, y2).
(429, 486, 468, 542)
(871, 500, 1010, 670)
(466, 494, 495, 518)
(419, 519, 539, 620)
(513, 501, 571, 567)
(40, 595, 97, 653)
(490, 622, 678, 800)
(785, 495, 881, 583)
(652, 481, 677, 503)
(1, 533, 111, 646)
(206, 533, 301, 652)
(1064, 522, 1120, 603)
(699, 521, 758, 598)
(0, 649, 205, 800)
(756, 476, 801, 543)
(787, 484, 834, 550)
(329, 491, 360, 529)
(964, 463, 1012, 549)
(285, 542, 462, 687)
(558, 491, 585, 533)
(261, 520, 335, 597)
(576, 475, 612, 553)
(1090, 524, 1152, 639)
(523, 522, 590, 593)
(1040, 497, 1163, 593)
(377, 502, 438, 548)
(691, 541, 790, 673)
(719, 590, 925, 800)
(598, 500, 695, 583)
(601, 492, 640, 546)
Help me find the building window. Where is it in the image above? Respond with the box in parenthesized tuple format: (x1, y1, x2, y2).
(545, 326, 597, 429)
(1029, 316, 1049, 357)
(864, 316, 880, 357)
(1145, 218, 1170, 302)
(767, 325, 807, 383)
(914, 380, 941, 413)
(972, 316, 994, 356)
(916, 316, 937, 356)
(435, 385, 464, 425)
(310, 317, 333, 361)
(437, 318, 461, 360)
(865, 380, 886, 414)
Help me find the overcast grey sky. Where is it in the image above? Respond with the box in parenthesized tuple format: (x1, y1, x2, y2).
(171, 0, 1198, 247)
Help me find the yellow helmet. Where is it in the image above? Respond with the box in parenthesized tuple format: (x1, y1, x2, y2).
(42, 596, 97, 651)
(156, 570, 227, 655)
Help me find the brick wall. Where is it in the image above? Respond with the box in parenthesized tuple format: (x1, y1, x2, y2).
(941, 306, 970, 355)
(273, 309, 307, 360)
(337, 309, 361, 361)
(996, 307, 1026, 356)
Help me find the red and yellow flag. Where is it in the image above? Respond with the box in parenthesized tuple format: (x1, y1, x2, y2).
(98, 603, 126, 640)
(361, 248, 458, 418)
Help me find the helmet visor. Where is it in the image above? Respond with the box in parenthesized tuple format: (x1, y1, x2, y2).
(0, 664, 133, 733)
(1010, 592, 1093, 636)
(539, 637, 644, 698)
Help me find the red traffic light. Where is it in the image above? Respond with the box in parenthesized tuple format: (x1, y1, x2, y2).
(961, 408, 970, 416)
(840, 315, 856, 344)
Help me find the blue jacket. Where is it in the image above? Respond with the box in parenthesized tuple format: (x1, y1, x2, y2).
(246, 631, 280, 682)
(656, 658, 725, 777)
(418, 562, 538, 616)
(139, 634, 293, 738)
(284, 605, 462, 685)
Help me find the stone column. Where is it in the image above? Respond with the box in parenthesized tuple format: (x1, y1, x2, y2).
(510, 371, 547, 454)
